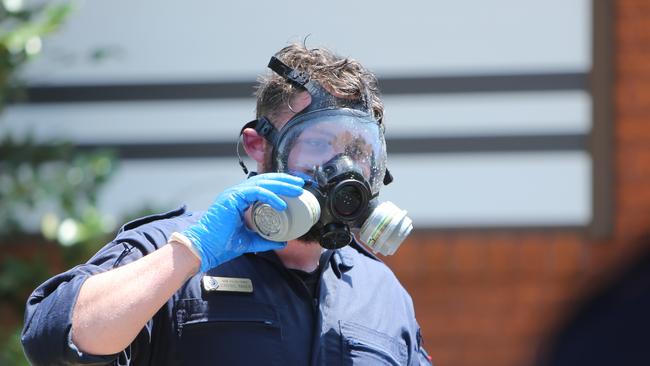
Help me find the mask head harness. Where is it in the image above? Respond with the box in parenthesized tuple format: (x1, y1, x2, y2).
(238, 56, 394, 249)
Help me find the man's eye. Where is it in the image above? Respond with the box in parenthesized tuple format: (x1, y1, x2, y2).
(300, 139, 329, 150)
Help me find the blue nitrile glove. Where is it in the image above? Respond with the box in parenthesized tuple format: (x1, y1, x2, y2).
(182, 173, 304, 272)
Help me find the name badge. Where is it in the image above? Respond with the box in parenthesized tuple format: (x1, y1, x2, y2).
(202, 276, 253, 293)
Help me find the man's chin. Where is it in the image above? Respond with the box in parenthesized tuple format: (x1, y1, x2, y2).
(294, 238, 320, 246)
(296, 227, 322, 245)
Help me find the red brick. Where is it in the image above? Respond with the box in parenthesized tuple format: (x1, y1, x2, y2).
(482, 233, 520, 280)
(617, 179, 650, 212)
(514, 236, 552, 279)
(472, 284, 517, 314)
(615, 86, 650, 114)
(513, 283, 547, 308)
(617, 118, 650, 144)
(616, 145, 650, 183)
(449, 238, 486, 277)
(419, 240, 455, 278)
(548, 239, 585, 278)
(617, 0, 650, 16)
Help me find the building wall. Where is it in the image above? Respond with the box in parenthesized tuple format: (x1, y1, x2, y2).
(383, 1, 650, 365)
(2, 0, 593, 232)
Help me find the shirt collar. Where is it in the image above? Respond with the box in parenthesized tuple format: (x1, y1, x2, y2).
(333, 246, 355, 274)
(253, 246, 357, 278)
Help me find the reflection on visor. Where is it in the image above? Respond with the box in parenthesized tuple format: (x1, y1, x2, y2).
(274, 109, 387, 194)
(289, 128, 374, 179)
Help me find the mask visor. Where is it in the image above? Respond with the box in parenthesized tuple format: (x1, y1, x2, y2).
(274, 108, 387, 195)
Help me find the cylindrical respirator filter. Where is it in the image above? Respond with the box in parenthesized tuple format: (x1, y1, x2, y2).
(358, 201, 413, 256)
(250, 190, 321, 242)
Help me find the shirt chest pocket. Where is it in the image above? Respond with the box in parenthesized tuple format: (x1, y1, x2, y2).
(341, 321, 408, 366)
(173, 299, 283, 366)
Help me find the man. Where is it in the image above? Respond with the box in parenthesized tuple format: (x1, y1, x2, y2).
(22, 43, 431, 365)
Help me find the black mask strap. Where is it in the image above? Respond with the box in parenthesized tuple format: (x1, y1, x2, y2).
(268, 56, 367, 113)
(268, 56, 310, 88)
(236, 121, 254, 175)
(383, 169, 393, 185)
(237, 117, 281, 175)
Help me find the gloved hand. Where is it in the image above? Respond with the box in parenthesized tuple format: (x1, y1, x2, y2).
(182, 173, 304, 272)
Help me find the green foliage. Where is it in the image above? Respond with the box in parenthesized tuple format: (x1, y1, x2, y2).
(0, 134, 116, 240)
(0, 255, 49, 313)
(0, 1, 73, 110)
(0, 134, 118, 314)
(0, 133, 137, 361)
(0, 327, 30, 366)
(0, 1, 145, 362)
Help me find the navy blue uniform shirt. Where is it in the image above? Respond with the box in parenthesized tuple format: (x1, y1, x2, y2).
(22, 206, 431, 365)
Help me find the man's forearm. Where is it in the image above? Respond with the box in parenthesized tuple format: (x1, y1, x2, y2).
(71, 240, 200, 355)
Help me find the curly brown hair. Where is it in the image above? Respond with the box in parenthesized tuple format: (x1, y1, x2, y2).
(254, 43, 384, 125)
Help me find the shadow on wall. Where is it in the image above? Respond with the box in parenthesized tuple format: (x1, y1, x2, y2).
(537, 232, 650, 366)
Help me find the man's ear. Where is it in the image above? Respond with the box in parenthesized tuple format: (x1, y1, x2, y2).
(242, 128, 266, 164)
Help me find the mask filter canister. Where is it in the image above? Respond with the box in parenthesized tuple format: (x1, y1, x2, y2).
(251, 190, 321, 242)
(359, 201, 413, 256)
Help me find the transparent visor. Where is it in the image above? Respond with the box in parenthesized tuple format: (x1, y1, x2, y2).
(274, 109, 387, 194)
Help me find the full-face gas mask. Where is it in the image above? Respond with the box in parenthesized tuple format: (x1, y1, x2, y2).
(238, 56, 412, 255)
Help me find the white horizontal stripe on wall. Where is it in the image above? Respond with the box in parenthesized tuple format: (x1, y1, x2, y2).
(23, 0, 590, 84)
(381, 152, 592, 227)
(97, 158, 247, 219)
(384, 91, 591, 137)
(0, 99, 253, 144)
(1, 90, 589, 144)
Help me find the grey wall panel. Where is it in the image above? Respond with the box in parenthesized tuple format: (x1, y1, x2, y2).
(23, 0, 590, 84)
(4, 0, 595, 230)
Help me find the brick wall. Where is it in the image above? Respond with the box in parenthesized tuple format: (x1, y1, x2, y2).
(383, 1, 650, 365)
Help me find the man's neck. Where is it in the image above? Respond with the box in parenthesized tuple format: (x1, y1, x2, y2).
(275, 240, 322, 272)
